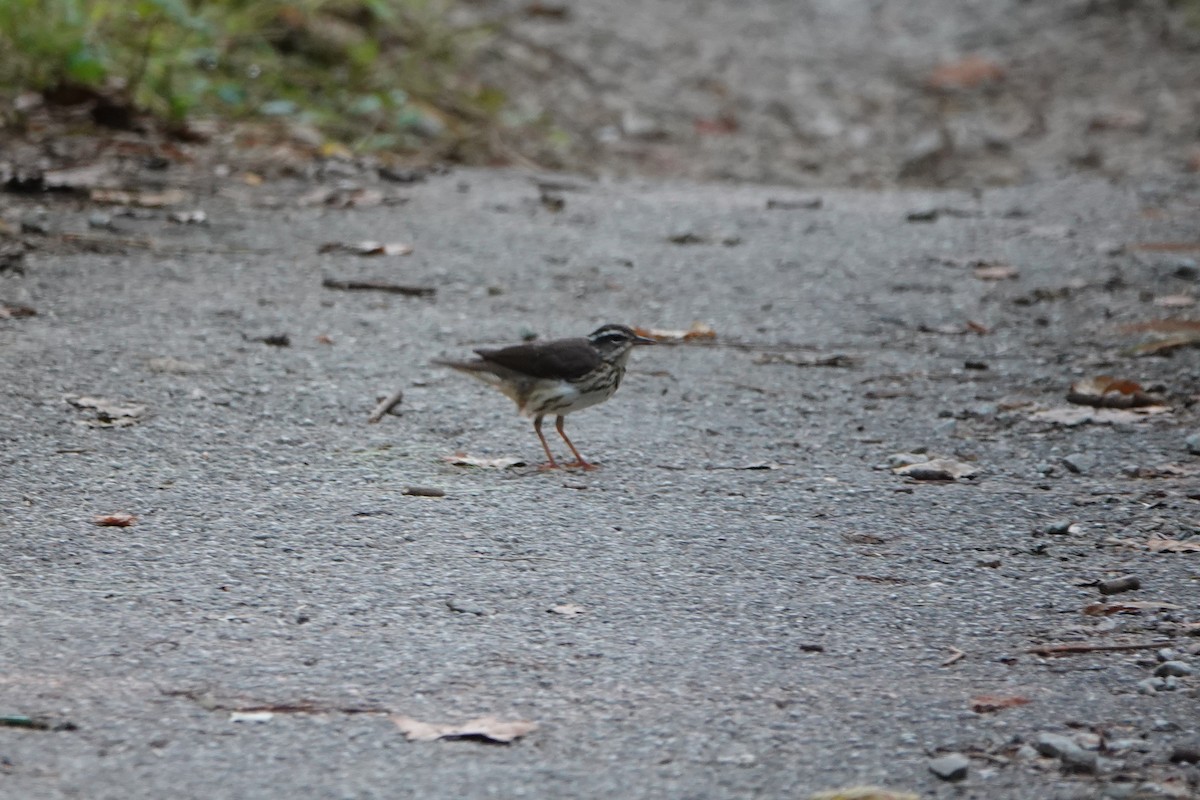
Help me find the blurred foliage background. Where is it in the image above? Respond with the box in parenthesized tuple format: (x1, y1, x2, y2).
(0, 0, 524, 161)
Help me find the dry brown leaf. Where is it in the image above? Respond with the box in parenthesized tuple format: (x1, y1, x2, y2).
(0, 303, 37, 319)
(93, 512, 137, 527)
(893, 458, 978, 481)
(928, 55, 1005, 90)
(66, 396, 148, 427)
(694, 115, 739, 135)
(1119, 319, 1200, 356)
(442, 453, 526, 469)
(549, 603, 586, 617)
(972, 263, 1019, 281)
(1030, 405, 1170, 426)
(633, 321, 717, 343)
(1146, 538, 1200, 554)
(391, 715, 537, 743)
(1083, 601, 1183, 615)
(318, 241, 413, 257)
(970, 694, 1031, 713)
(1066, 376, 1160, 408)
(1130, 242, 1200, 253)
(1153, 295, 1196, 308)
(90, 188, 186, 207)
(809, 788, 919, 800)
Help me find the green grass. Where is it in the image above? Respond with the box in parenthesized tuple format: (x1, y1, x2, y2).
(0, 0, 511, 158)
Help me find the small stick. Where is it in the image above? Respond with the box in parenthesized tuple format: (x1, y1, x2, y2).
(941, 646, 965, 667)
(323, 278, 435, 297)
(368, 389, 405, 423)
(1028, 641, 1173, 657)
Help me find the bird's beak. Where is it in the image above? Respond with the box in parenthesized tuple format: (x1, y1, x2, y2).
(632, 334, 659, 346)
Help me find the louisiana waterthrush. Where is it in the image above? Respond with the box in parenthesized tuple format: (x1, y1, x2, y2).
(434, 323, 657, 469)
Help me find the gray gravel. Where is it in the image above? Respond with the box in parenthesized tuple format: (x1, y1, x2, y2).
(2, 169, 1200, 798)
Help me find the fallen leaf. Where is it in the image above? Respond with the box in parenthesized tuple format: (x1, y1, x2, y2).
(1088, 109, 1148, 132)
(633, 321, 717, 343)
(1083, 601, 1183, 615)
(297, 185, 387, 208)
(1130, 242, 1200, 253)
(318, 241, 413, 257)
(766, 197, 822, 210)
(524, 1, 568, 18)
(928, 55, 1005, 90)
(0, 303, 36, 319)
(893, 458, 979, 481)
(972, 263, 1019, 281)
(970, 694, 1031, 713)
(442, 453, 527, 469)
(1030, 405, 1170, 426)
(549, 603, 586, 616)
(168, 209, 207, 224)
(1066, 376, 1161, 408)
(90, 188, 186, 207)
(1120, 320, 1200, 356)
(391, 715, 537, 744)
(67, 396, 148, 427)
(754, 352, 859, 368)
(1153, 294, 1195, 308)
(809, 788, 919, 800)
(93, 512, 137, 527)
(322, 278, 433, 297)
(1146, 538, 1200, 554)
(694, 115, 739, 135)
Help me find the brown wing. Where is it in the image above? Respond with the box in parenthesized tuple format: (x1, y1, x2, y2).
(475, 337, 599, 380)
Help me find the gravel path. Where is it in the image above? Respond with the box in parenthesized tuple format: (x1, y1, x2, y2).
(2, 166, 1198, 797)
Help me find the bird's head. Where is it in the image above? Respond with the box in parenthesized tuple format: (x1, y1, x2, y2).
(587, 324, 658, 364)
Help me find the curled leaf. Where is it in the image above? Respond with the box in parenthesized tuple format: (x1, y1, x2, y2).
(392, 714, 537, 743)
(1066, 376, 1160, 408)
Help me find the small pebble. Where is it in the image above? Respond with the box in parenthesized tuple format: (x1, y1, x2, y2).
(1154, 661, 1194, 678)
(1186, 432, 1200, 456)
(1015, 744, 1039, 760)
(1169, 741, 1200, 764)
(1098, 576, 1140, 595)
(1172, 257, 1198, 280)
(1151, 718, 1179, 732)
(1059, 746, 1098, 774)
(928, 753, 970, 781)
(446, 598, 490, 616)
(1156, 648, 1177, 662)
(1034, 733, 1077, 759)
(1062, 452, 1096, 475)
(1137, 678, 1165, 694)
(403, 486, 446, 498)
(1046, 520, 1075, 535)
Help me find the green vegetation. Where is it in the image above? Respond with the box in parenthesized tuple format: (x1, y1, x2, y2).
(0, 0, 509, 158)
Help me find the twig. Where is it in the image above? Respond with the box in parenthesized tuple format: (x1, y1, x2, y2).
(322, 278, 435, 297)
(368, 388, 405, 423)
(1027, 641, 1173, 657)
(941, 646, 965, 667)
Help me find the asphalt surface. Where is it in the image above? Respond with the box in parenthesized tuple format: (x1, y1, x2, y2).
(2, 168, 1200, 799)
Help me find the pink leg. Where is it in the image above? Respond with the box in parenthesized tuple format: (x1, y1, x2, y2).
(556, 415, 597, 470)
(533, 415, 559, 470)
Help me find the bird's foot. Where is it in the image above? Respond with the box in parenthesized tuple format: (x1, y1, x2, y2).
(537, 461, 561, 471)
(562, 460, 598, 471)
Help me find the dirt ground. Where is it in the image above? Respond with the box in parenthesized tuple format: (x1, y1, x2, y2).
(2, 2, 1200, 799)
(481, 0, 1200, 187)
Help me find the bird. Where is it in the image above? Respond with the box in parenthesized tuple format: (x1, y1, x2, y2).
(434, 323, 657, 469)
